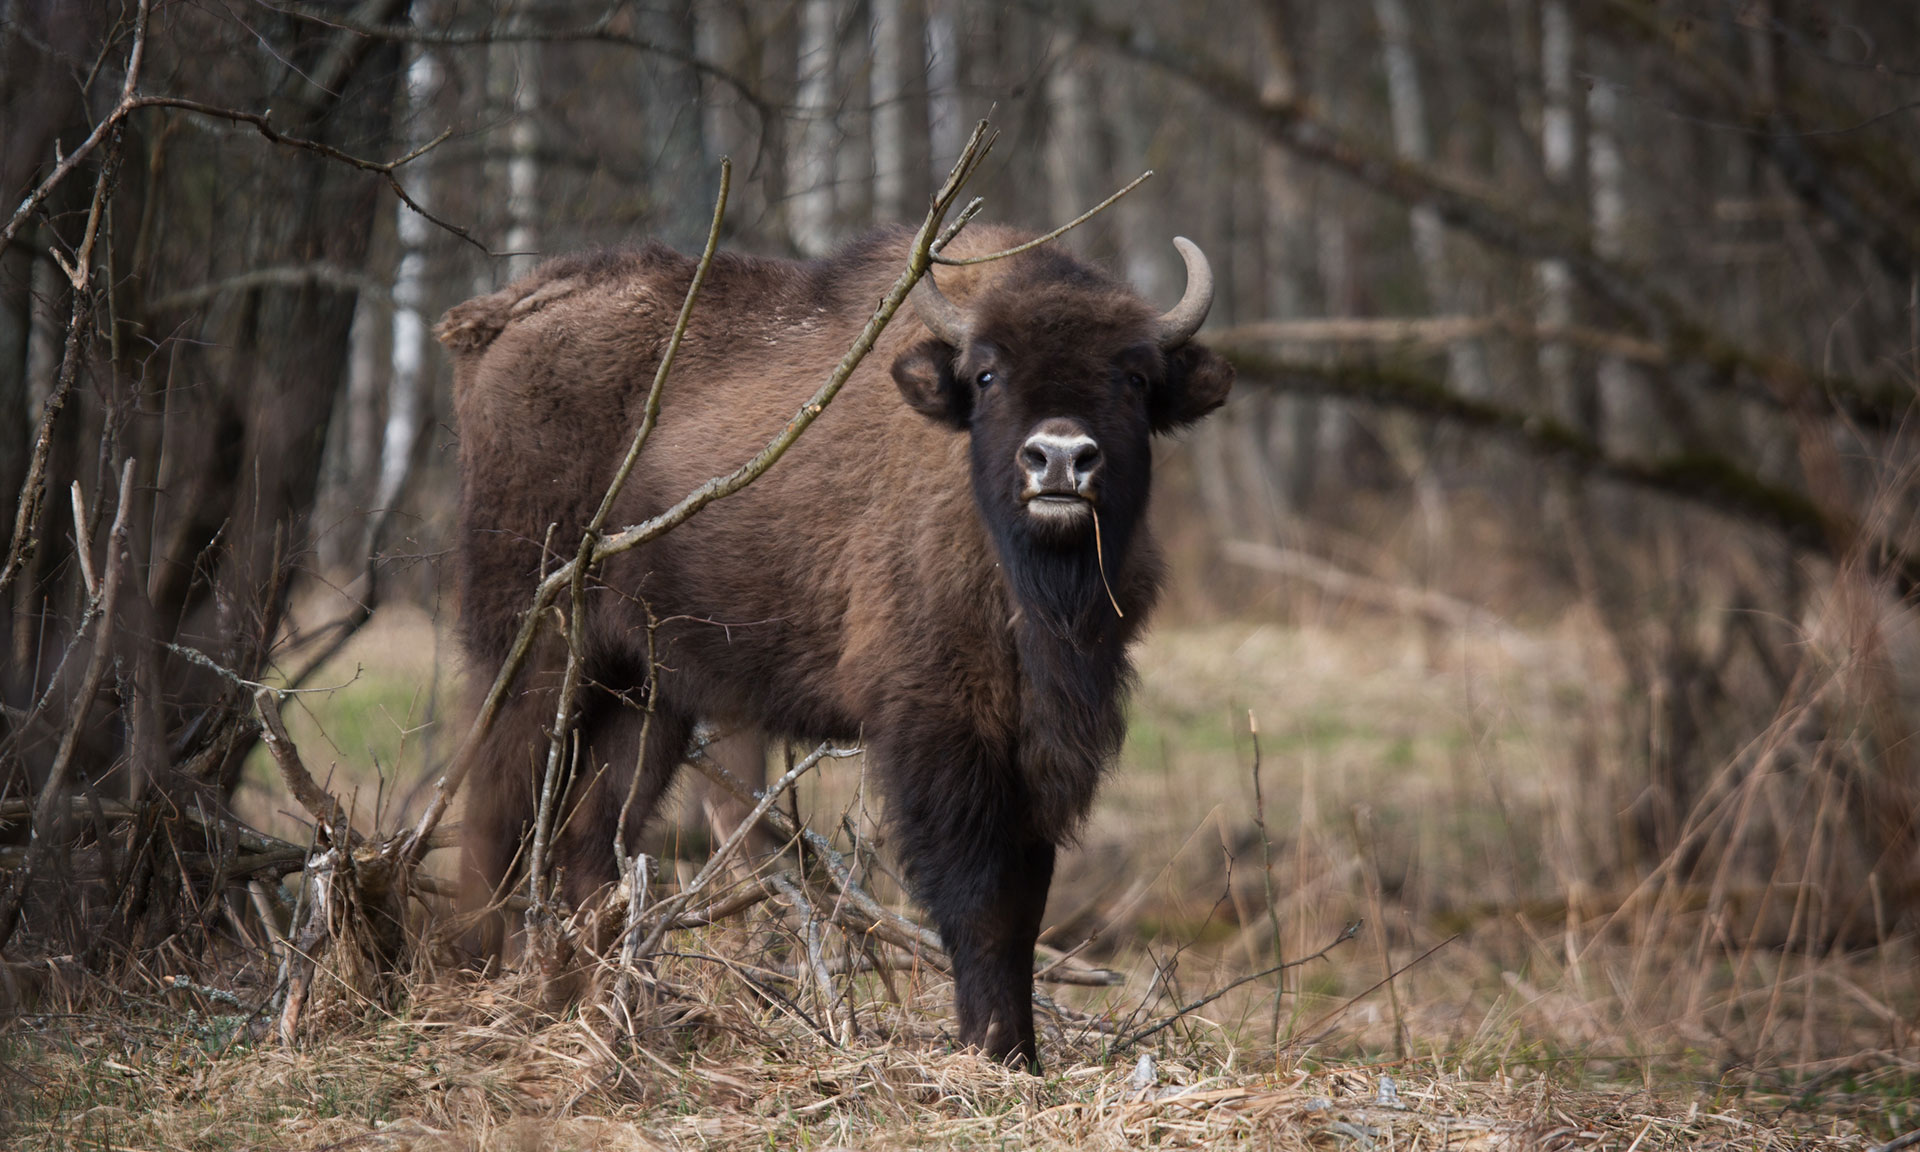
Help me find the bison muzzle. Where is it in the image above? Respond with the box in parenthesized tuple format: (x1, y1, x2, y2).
(439, 223, 1233, 1068)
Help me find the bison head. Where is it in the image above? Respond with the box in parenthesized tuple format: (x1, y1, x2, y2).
(890, 239, 1233, 596)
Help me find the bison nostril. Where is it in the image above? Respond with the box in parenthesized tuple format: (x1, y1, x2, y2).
(1073, 443, 1100, 474)
(1023, 445, 1049, 473)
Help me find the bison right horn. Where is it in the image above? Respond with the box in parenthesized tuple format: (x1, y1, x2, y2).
(1154, 237, 1215, 349)
(910, 269, 971, 347)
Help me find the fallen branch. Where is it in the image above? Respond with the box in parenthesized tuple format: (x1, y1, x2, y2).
(1221, 541, 1509, 634)
(770, 871, 854, 1045)
(1226, 349, 1920, 595)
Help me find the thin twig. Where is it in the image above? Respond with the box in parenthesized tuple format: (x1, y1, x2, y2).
(69, 484, 97, 599)
(0, 122, 130, 596)
(1282, 932, 1458, 1053)
(931, 170, 1152, 265)
(1118, 920, 1362, 1049)
(1249, 711, 1285, 1047)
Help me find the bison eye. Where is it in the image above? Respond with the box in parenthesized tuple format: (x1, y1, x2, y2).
(975, 370, 997, 390)
(1127, 372, 1148, 390)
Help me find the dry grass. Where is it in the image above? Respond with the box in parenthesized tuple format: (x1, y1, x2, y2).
(3, 938, 1907, 1151)
(8, 605, 1917, 1149)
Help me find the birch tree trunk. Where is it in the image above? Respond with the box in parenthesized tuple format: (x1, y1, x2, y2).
(790, 0, 838, 256)
(1372, 0, 1491, 401)
(374, 45, 438, 548)
(1044, 44, 1102, 250)
(925, 0, 964, 186)
(870, 0, 909, 223)
(1371, 0, 1471, 576)
(640, 0, 709, 249)
(1536, 0, 1585, 432)
(502, 39, 540, 283)
(1588, 79, 1646, 459)
(1259, 9, 1320, 515)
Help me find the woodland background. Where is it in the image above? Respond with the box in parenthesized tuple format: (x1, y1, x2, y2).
(3, 0, 1920, 1145)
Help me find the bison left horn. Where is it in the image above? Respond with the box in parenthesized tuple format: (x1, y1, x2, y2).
(1155, 237, 1215, 349)
(910, 269, 971, 347)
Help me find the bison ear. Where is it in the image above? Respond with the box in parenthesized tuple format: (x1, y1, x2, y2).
(1151, 344, 1235, 432)
(891, 339, 971, 429)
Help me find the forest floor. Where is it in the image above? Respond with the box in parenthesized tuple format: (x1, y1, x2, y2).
(4, 607, 1916, 1149)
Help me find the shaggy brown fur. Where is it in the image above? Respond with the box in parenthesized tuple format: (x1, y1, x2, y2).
(439, 224, 1232, 1067)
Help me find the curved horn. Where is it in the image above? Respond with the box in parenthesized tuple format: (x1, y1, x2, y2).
(910, 270, 970, 347)
(1154, 237, 1215, 349)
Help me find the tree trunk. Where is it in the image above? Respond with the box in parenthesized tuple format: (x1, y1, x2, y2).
(870, 0, 909, 224)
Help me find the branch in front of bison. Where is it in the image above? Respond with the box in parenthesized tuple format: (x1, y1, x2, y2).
(528, 160, 731, 919)
(593, 159, 732, 539)
(770, 871, 856, 1046)
(0, 459, 136, 950)
(629, 741, 861, 961)
(397, 121, 999, 869)
(681, 743, 1125, 990)
(582, 120, 995, 571)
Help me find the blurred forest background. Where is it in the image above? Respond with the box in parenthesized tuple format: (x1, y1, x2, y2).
(4, 0, 1920, 1091)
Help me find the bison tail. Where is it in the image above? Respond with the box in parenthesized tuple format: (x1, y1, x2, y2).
(437, 274, 592, 360)
(435, 291, 517, 356)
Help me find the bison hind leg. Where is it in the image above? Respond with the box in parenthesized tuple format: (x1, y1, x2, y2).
(551, 698, 692, 909)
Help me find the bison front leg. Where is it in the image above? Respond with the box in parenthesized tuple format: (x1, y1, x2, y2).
(898, 775, 1057, 1068)
(968, 836, 1056, 1069)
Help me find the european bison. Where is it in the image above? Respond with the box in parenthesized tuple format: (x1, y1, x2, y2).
(438, 223, 1232, 1066)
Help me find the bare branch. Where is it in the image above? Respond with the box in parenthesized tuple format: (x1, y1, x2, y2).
(1222, 541, 1512, 634)
(0, 122, 132, 596)
(631, 741, 859, 960)
(254, 688, 364, 848)
(0, 459, 136, 949)
(1223, 349, 1920, 592)
(0, 0, 149, 248)
(1210, 314, 1668, 366)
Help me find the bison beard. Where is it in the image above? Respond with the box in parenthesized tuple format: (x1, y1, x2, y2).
(440, 224, 1232, 1068)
